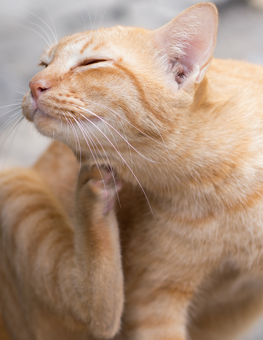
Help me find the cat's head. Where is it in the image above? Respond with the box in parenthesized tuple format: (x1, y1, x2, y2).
(22, 2, 218, 182)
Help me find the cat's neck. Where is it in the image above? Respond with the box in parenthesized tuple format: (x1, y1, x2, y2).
(116, 60, 263, 214)
(78, 59, 263, 215)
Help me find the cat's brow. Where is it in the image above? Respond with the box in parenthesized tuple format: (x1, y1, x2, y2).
(40, 45, 56, 64)
(80, 36, 95, 54)
(48, 46, 55, 57)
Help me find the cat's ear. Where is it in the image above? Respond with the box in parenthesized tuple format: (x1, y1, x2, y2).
(152, 2, 218, 89)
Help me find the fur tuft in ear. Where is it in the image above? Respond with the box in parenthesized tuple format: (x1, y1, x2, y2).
(153, 3, 218, 89)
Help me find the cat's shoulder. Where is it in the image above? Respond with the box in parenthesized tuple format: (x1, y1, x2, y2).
(210, 58, 263, 80)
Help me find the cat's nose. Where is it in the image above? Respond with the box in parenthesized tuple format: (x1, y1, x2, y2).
(29, 79, 51, 100)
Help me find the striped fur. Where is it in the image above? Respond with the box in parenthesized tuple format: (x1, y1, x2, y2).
(2, 2, 263, 339)
(0, 164, 123, 339)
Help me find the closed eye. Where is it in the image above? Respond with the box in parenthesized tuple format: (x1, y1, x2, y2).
(80, 59, 108, 67)
(38, 61, 48, 68)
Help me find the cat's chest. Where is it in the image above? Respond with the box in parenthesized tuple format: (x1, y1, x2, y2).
(117, 191, 218, 286)
(117, 187, 263, 280)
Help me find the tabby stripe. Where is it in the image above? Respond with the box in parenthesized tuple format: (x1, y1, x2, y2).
(80, 36, 95, 54)
(115, 63, 169, 125)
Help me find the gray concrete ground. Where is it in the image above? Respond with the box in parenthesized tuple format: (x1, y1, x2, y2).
(1, 0, 263, 338)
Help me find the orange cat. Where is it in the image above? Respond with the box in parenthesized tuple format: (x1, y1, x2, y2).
(1, 2, 263, 339)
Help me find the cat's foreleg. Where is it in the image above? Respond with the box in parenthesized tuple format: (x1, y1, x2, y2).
(188, 278, 263, 340)
(121, 285, 192, 340)
(0, 165, 123, 339)
(73, 165, 124, 337)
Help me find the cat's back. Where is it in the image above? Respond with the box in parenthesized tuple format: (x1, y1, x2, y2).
(198, 58, 263, 149)
(209, 58, 263, 98)
(211, 58, 263, 79)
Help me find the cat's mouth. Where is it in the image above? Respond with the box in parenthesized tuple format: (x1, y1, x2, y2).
(35, 108, 60, 122)
(22, 91, 50, 122)
(23, 101, 60, 124)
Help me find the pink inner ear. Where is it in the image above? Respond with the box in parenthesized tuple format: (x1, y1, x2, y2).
(154, 3, 218, 82)
(178, 16, 217, 72)
(179, 37, 207, 70)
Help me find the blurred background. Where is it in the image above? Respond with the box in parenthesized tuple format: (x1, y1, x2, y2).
(1, 0, 263, 338)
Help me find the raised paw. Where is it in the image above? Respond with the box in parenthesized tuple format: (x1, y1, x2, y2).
(78, 165, 122, 214)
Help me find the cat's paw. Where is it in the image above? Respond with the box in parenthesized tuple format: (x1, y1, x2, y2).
(78, 165, 122, 214)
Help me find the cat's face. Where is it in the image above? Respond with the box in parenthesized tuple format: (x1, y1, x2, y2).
(22, 3, 218, 171)
(22, 27, 174, 159)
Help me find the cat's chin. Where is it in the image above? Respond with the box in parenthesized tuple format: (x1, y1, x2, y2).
(32, 109, 63, 139)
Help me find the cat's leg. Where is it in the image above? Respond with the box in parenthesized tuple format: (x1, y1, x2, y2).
(0, 165, 123, 340)
(188, 272, 263, 340)
(188, 291, 263, 340)
(0, 314, 11, 340)
(119, 281, 193, 340)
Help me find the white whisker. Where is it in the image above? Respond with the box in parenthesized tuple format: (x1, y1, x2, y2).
(66, 112, 106, 188)
(61, 110, 84, 184)
(14, 91, 26, 96)
(14, 23, 51, 47)
(0, 115, 25, 168)
(97, 1, 109, 31)
(24, 20, 54, 46)
(0, 107, 22, 117)
(67, 116, 84, 184)
(37, 0, 58, 42)
(79, 103, 122, 156)
(77, 118, 108, 166)
(0, 104, 22, 109)
(85, 99, 172, 161)
(1, 117, 25, 164)
(59, 111, 70, 145)
(93, 6, 98, 30)
(66, 113, 82, 161)
(18, 6, 57, 43)
(69, 110, 155, 216)
(76, 120, 107, 187)
(81, 0, 93, 30)
(76, 117, 121, 201)
(0, 112, 22, 134)
(17, 85, 29, 92)
(70, 120, 81, 157)
(78, 11, 88, 31)
(82, 99, 166, 148)
(73, 104, 163, 164)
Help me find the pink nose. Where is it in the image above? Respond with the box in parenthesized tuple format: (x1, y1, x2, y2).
(29, 79, 51, 100)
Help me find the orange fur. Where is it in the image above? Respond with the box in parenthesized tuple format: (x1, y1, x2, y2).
(1, 2, 263, 340)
